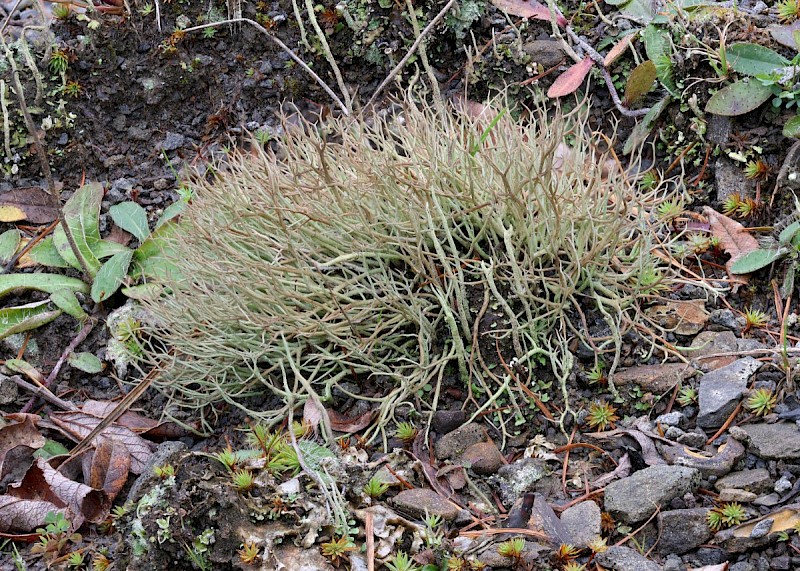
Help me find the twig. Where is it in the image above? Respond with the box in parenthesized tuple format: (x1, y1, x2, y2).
(1, 219, 58, 274)
(363, 0, 458, 110)
(180, 19, 349, 116)
(0, 0, 24, 34)
(614, 504, 660, 548)
(705, 402, 742, 445)
(366, 511, 375, 571)
(11, 375, 78, 411)
(63, 364, 163, 462)
(458, 527, 550, 541)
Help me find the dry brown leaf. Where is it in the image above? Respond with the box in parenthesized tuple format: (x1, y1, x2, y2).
(0, 414, 45, 477)
(8, 457, 109, 524)
(703, 207, 759, 283)
(0, 187, 59, 224)
(591, 452, 631, 489)
(79, 399, 193, 440)
(0, 496, 68, 533)
(48, 411, 154, 474)
(491, 0, 567, 26)
(88, 436, 130, 501)
(302, 399, 324, 431)
(327, 408, 376, 433)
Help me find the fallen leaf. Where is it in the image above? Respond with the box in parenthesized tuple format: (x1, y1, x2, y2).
(591, 452, 631, 488)
(703, 207, 760, 282)
(624, 60, 657, 106)
(688, 564, 729, 571)
(0, 188, 59, 224)
(303, 399, 324, 431)
(0, 414, 45, 479)
(547, 57, 594, 98)
(79, 400, 194, 440)
(327, 408, 376, 433)
(491, 0, 567, 26)
(9, 457, 109, 524)
(88, 436, 130, 501)
(47, 412, 154, 474)
(0, 496, 68, 533)
(604, 34, 633, 67)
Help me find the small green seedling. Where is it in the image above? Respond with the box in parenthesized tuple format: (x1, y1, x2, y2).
(746, 388, 777, 416)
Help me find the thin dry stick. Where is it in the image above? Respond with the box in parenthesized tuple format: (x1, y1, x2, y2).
(180, 19, 349, 116)
(1, 219, 58, 273)
(366, 511, 375, 571)
(2, 39, 92, 278)
(705, 402, 743, 445)
(12, 376, 78, 411)
(363, 0, 457, 110)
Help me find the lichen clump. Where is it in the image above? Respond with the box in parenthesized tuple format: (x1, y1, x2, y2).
(144, 95, 673, 439)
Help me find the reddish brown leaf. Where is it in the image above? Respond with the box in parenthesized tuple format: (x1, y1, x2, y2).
(547, 58, 594, 98)
(603, 35, 633, 67)
(47, 412, 154, 474)
(303, 399, 324, 431)
(491, 0, 567, 26)
(0, 497, 68, 533)
(88, 436, 130, 501)
(327, 408, 376, 433)
(0, 187, 59, 224)
(703, 207, 760, 284)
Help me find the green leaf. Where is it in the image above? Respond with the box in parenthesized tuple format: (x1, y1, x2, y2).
(5, 358, 45, 383)
(33, 439, 70, 460)
(110, 202, 150, 241)
(642, 26, 678, 96)
(705, 80, 773, 116)
(0, 229, 21, 266)
(67, 351, 103, 373)
(727, 43, 788, 76)
(780, 220, 800, 244)
(784, 115, 800, 138)
(28, 237, 70, 268)
(623, 95, 671, 155)
(625, 60, 657, 106)
(93, 239, 132, 259)
(121, 283, 163, 300)
(156, 200, 187, 229)
(50, 289, 88, 321)
(730, 248, 788, 274)
(132, 221, 182, 281)
(52, 183, 103, 276)
(91, 250, 133, 303)
(0, 300, 61, 340)
(0, 273, 89, 299)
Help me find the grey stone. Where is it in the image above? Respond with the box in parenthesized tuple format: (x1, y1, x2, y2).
(434, 423, 488, 460)
(459, 441, 504, 475)
(719, 489, 757, 502)
(662, 554, 682, 571)
(595, 546, 662, 571)
(559, 501, 601, 548)
(657, 508, 712, 555)
(708, 308, 743, 331)
(492, 458, 548, 504)
(655, 412, 686, 428)
(522, 40, 565, 68)
(707, 114, 732, 146)
(730, 563, 756, 571)
(716, 156, 756, 203)
(0, 373, 20, 405)
(750, 517, 773, 539)
(677, 430, 708, 448)
(697, 357, 762, 428)
(477, 541, 549, 568)
(391, 488, 460, 521)
(108, 178, 134, 202)
(770, 555, 790, 570)
(716, 469, 773, 494)
(160, 132, 185, 151)
(742, 423, 800, 460)
(685, 330, 739, 370)
(604, 465, 701, 523)
(431, 410, 466, 434)
(665, 426, 685, 440)
(775, 474, 793, 493)
(614, 363, 696, 393)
